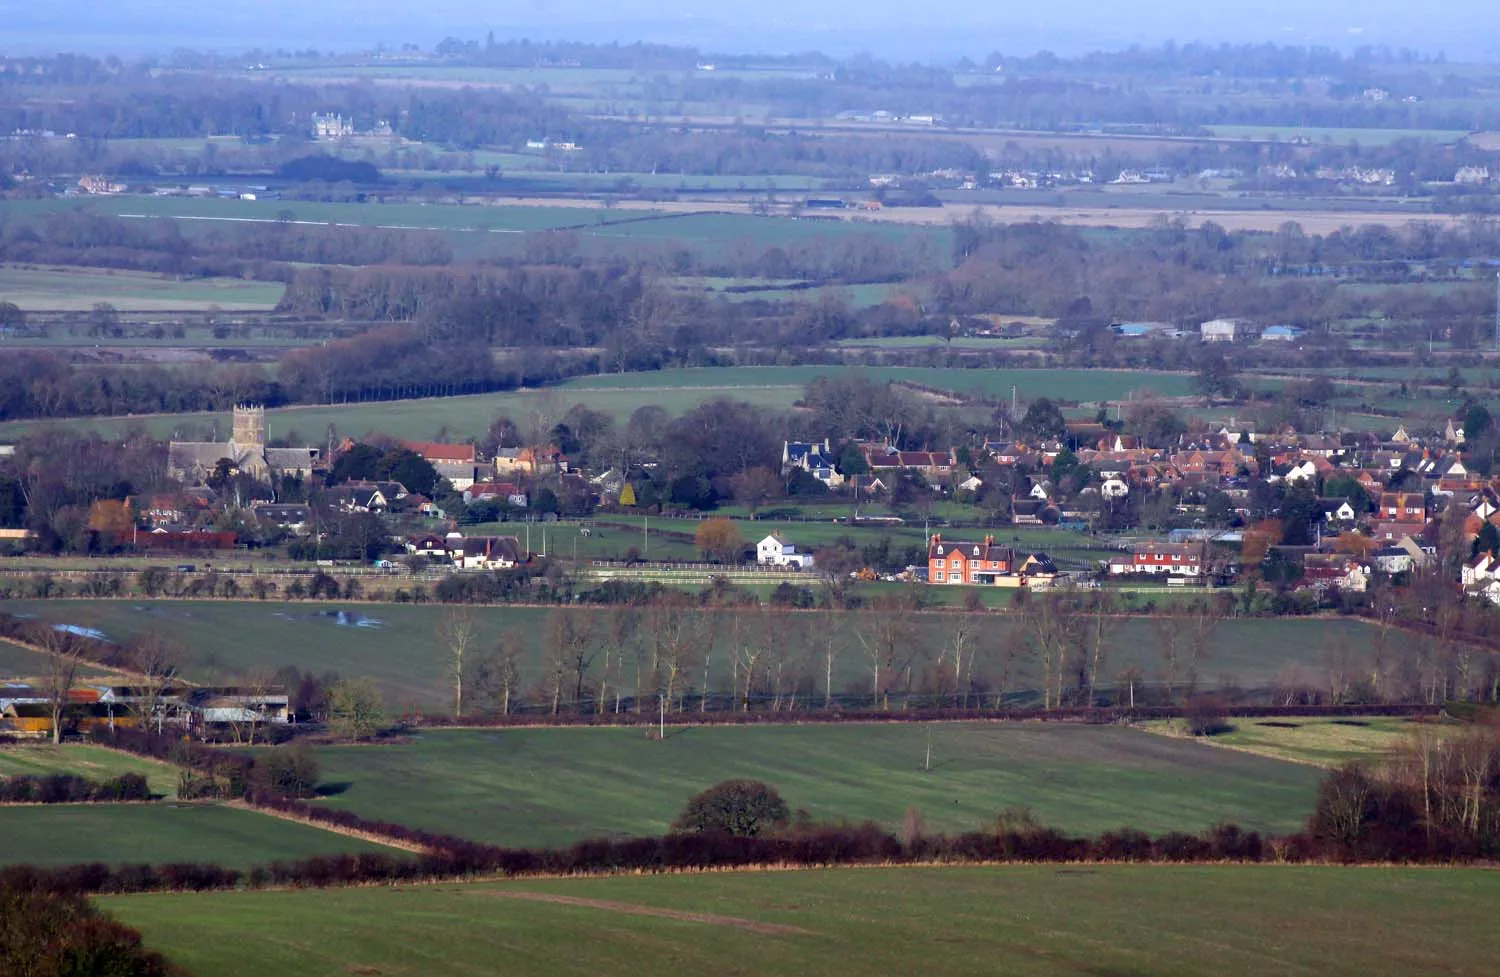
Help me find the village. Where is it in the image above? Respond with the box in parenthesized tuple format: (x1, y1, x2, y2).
(3, 397, 1494, 612)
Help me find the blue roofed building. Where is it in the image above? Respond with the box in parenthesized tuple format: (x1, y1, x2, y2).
(782, 439, 844, 488)
(1261, 325, 1301, 341)
(1111, 321, 1172, 338)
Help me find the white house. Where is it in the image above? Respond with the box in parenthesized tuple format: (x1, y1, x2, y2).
(756, 533, 814, 570)
(1275, 460, 1318, 485)
(1100, 477, 1130, 500)
(1463, 553, 1497, 588)
(456, 536, 523, 570)
(1318, 499, 1358, 524)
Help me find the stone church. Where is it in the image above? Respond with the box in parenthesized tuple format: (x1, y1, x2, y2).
(167, 406, 320, 483)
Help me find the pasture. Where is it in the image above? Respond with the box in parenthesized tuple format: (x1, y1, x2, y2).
(1142, 715, 1450, 767)
(0, 744, 180, 797)
(0, 599, 1380, 711)
(0, 803, 391, 868)
(306, 724, 1322, 847)
(1204, 124, 1468, 145)
(0, 365, 1198, 440)
(0, 638, 125, 683)
(109, 864, 1500, 977)
(0, 264, 284, 312)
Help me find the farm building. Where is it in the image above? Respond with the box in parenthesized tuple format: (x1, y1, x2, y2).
(1199, 319, 1241, 342)
(0, 684, 288, 738)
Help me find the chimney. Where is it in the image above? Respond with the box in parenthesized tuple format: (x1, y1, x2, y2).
(984, 535, 994, 545)
(931, 534, 941, 547)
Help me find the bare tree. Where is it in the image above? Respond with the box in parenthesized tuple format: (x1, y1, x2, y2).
(646, 599, 704, 715)
(1185, 598, 1222, 697)
(128, 632, 182, 734)
(944, 612, 980, 708)
(1020, 591, 1082, 710)
(1085, 592, 1118, 707)
(226, 669, 276, 746)
(730, 606, 774, 712)
(438, 607, 480, 718)
(855, 596, 919, 710)
(472, 638, 522, 716)
(1117, 663, 1143, 709)
(819, 615, 847, 710)
(40, 628, 85, 745)
(600, 606, 639, 715)
(1151, 614, 1190, 704)
(544, 609, 594, 716)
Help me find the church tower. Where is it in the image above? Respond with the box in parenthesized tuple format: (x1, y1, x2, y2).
(231, 404, 267, 454)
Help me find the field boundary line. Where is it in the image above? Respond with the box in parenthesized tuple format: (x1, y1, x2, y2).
(223, 799, 432, 854)
(462, 889, 812, 934)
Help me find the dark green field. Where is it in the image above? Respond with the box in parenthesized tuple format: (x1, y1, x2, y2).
(0, 803, 392, 868)
(108, 864, 1500, 977)
(0, 599, 1378, 710)
(307, 724, 1321, 846)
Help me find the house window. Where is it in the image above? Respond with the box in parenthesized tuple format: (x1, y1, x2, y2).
(935, 571, 945, 581)
(951, 559, 961, 569)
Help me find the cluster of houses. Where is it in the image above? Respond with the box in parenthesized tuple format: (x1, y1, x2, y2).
(1107, 318, 1301, 343)
(0, 682, 289, 739)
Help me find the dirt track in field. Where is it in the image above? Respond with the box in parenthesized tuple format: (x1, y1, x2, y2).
(468, 889, 812, 935)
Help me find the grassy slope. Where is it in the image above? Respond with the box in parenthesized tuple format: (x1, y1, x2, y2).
(109, 864, 1500, 977)
(0, 638, 124, 683)
(308, 725, 1322, 846)
(0, 744, 180, 796)
(0, 600, 1377, 711)
(0, 803, 389, 868)
(1141, 715, 1451, 767)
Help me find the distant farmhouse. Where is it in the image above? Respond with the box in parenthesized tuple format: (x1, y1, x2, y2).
(167, 405, 320, 483)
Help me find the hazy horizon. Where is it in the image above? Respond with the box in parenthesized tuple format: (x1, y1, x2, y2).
(1, 1, 1497, 62)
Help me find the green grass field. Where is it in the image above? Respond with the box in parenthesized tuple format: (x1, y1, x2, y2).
(306, 724, 1321, 846)
(1142, 715, 1450, 767)
(1204, 124, 1468, 145)
(0, 599, 1379, 711)
(0, 744, 180, 796)
(0, 638, 125, 683)
(0, 264, 284, 312)
(0, 803, 391, 868)
(0, 365, 1196, 440)
(0, 197, 954, 264)
(108, 864, 1500, 977)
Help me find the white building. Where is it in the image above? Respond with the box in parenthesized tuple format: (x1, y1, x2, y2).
(756, 534, 814, 570)
(1200, 319, 1240, 342)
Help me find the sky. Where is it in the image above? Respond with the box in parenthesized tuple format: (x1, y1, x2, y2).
(1, 1, 1496, 61)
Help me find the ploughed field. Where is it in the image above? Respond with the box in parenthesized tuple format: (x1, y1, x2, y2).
(0, 599, 1378, 711)
(306, 725, 1322, 848)
(108, 864, 1500, 977)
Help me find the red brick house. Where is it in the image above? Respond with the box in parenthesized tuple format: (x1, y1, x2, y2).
(928, 534, 1014, 584)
